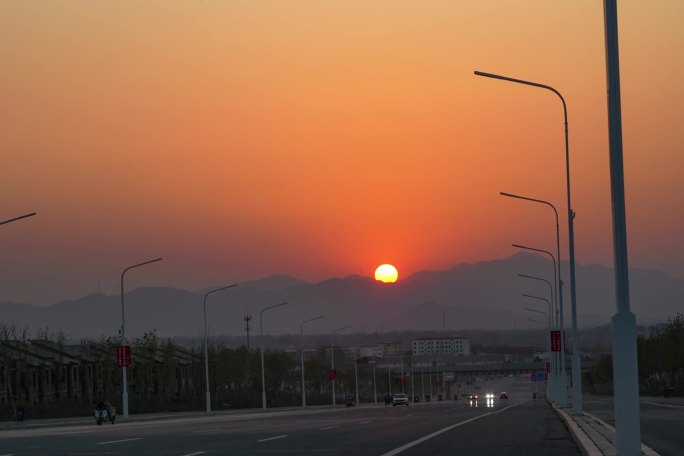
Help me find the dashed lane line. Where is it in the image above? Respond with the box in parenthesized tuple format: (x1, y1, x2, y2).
(97, 438, 144, 445)
(179, 452, 206, 456)
(192, 429, 219, 433)
(257, 435, 288, 443)
(319, 426, 339, 430)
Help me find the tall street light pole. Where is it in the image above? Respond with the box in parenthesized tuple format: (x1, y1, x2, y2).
(476, 70, 581, 415)
(502, 192, 562, 327)
(203, 284, 237, 413)
(523, 295, 555, 376)
(331, 325, 351, 406)
(1, 212, 36, 226)
(518, 288, 558, 377)
(524, 295, 554, 399)
(260, 302, 288, 410)
(513, 243, 567, 407)
(300, 315, 325, 407)
(514, 244, 559, 327)
(518, 273, 556, 327)
(603, 1, 641, 452)
(120, 257, 162, 419)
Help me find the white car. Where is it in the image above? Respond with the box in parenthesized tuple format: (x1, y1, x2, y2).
(392, 393, 409, 406)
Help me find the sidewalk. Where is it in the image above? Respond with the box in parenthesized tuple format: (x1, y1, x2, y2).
(0, 402, 377, 431)
(551, 396, 684, 456)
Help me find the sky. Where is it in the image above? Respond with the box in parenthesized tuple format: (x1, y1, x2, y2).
(1, 1, 683, 305)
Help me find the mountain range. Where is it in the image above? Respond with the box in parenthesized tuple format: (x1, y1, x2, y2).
(1, 253, 682, 340)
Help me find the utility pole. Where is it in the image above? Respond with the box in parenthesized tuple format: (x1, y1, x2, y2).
(244, 314, 252, 349)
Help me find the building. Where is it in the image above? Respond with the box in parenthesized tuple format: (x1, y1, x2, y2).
(412, 337, 470, 356)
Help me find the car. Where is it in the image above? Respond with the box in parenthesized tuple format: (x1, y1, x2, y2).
(468, 394, 478, 401)
(485, 393, 495, 399)
(392, 393, 409, 406)
(499, 392, 508, 399)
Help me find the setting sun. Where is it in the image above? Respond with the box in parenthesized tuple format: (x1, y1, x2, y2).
(374, 264, 399, 283)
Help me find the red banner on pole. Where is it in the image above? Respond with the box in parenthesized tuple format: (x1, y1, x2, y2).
(546, 361, 551, 373)
(117, 345, 131, 367)
(550, 330, 562, 352)
(328, 369, 337, 381)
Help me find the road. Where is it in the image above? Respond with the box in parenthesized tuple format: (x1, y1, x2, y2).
(582, 396, 684, 456)
(1, 376, 580, 456)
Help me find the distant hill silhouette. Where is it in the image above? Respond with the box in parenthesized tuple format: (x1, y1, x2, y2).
(1, 253, 682, 339)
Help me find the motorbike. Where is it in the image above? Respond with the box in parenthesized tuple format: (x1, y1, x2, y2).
(94, 402, 116, 425)
(345, 395, 355, 407)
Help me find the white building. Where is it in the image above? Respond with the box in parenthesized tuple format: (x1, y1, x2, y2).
(412, 337, 470, 356)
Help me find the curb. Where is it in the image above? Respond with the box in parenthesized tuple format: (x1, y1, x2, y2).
(551, 402, 602, 456)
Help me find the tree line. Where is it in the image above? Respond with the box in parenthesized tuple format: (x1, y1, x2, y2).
(590, 313, 683, 396)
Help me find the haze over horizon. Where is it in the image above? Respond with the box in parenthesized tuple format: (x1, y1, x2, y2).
(2, 1, 683, 306)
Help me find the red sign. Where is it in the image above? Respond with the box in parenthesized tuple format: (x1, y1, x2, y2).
(550, 330, 562, 352)
(400, 378, 406, 386)
(117, 345, 131, 367)
(328, 369, 337, 381)
(545, 361, 551, 373)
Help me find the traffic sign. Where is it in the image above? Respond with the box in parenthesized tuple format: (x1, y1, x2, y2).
(116, 345, 131, 367)
(531, 373, 545, 382)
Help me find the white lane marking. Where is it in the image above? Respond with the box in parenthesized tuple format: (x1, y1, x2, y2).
(319, 426, 339, 430)
(380, 402, 522, 456)
(258, 434, 288, 442)
(180, 452, 207, 456)
(192, 429, 219, 433)
(97, 438, 143, 445)
(380, 415, 488, 456)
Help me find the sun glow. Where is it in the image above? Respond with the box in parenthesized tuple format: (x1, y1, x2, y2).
(374, 264, 398, 283)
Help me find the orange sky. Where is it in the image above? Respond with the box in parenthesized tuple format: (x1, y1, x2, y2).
(1, 1, 683, 305)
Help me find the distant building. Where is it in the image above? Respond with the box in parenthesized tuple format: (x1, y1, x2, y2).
(381, 342, 405, 356)
(412, 337, 470, 356)
(359, 346, 384, 358)
(358, 342, 406, 358)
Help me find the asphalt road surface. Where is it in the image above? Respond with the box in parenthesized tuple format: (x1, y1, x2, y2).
(1, 376, 581, 456)
(582, 396, 684, 456)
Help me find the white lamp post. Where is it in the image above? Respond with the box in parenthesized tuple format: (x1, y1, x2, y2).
(300, 315, 324, 407)
(260, 302, 288, 410)
(203, 284, 237, 413)
(330, 325, 351, 406)
(120, 257, 162, 419)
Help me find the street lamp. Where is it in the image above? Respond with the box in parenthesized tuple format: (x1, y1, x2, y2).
(523, 294, 555, 401)
(120, 257, 162, 419)
(503, 193, 562, 321)
(331, 325, 351, 406)
(514, 244, 560, 330)
(300, 315, 325, 407)
(260, 301, 288, 410)
(518, 273, 556, 327)
(476, 69, 581, 415)
(203, 284, 238, 413)
(370, 357, 378, 404)
(513, 242, 567, 406)
(1, 212, 36, 226)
